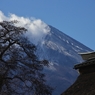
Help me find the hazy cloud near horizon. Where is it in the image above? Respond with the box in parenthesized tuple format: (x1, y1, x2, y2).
(0, 11, 50, 45)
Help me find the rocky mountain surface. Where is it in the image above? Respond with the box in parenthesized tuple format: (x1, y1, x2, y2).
(36, 25, 93, 95)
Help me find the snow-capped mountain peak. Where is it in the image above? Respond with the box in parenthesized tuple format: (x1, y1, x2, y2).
(36, 25, 93, 95)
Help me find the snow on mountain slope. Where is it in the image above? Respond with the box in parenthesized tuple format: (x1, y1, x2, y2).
(0, 11, 93, 94)
(36, 25, 93, 95)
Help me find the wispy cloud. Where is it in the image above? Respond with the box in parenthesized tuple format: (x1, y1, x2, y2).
(0, 11, 50, 45)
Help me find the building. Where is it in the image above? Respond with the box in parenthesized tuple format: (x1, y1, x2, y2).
(61, 51, 95, 95)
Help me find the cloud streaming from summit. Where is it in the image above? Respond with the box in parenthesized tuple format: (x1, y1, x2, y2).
(0, 11, 50, 45)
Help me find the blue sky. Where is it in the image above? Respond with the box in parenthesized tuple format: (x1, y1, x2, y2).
(0, 0, 95, 50)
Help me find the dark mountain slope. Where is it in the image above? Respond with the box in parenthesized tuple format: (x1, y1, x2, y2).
(36, 25, 92, 95)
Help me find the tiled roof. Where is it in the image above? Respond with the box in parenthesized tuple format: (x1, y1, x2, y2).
(74, 58, 95, 69)
(79, 51, 95, 60)
(61, 72, 95, 95)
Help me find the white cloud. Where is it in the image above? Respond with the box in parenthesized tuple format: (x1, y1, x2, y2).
(0, 11, 50, 45)
(0, 11, 7, 21)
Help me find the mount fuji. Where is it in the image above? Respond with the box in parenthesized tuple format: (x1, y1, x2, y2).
(36, 25, 92, 95)
(0, 11, 93, 95)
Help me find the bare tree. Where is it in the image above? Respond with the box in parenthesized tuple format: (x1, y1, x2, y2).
(0, 21, 53, 95)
